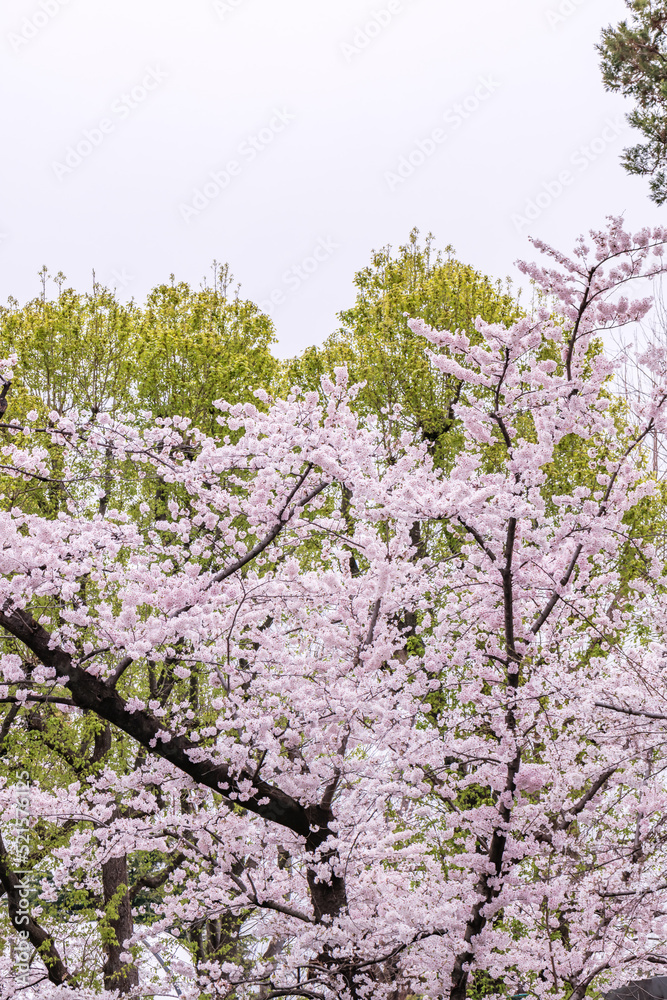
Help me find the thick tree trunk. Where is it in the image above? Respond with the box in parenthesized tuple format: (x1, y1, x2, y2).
(306, 863, 348, 922)
(102, 853, 138, 994)
(306, 820, 348, 922)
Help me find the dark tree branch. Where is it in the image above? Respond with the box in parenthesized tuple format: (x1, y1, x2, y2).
(0, 607, 333, 851)
(0, 831, 70, 986)
(595, 701, 667, 722)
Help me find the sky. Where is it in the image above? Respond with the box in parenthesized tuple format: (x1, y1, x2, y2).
(0, 0, 652, 358)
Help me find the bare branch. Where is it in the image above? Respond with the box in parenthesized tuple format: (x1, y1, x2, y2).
(456, 517, 497, 563)
(561, 766, 618, 823)
(595, 701, 667, 722)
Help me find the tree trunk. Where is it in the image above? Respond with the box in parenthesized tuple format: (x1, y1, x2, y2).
(102, 853, 138, 994)
(305, 823, 348, 922)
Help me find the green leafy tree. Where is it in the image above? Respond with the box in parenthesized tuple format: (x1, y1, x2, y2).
(282, 230, 525, 592)
(0, 266, 280, 518)
(0, 270, 137, 420)
(599, 0, 667, 204)
(284, 229, 522, 469)
(0, 272, 139, 517)
(134, 263, 279, 436)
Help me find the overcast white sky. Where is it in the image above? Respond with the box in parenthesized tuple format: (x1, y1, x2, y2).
(1, 0, 652, 357)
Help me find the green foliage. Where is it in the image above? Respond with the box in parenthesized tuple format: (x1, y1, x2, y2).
(283, 228, 522, 468)
(0, 278, 136, 419)
(598, 0, 667, 203)
(468, 970, 509, 998)
(0, 266, 280, 520)
(0, 264, 279, 431)
(98, 883, 128, 948)
(134, 265, 279, 436)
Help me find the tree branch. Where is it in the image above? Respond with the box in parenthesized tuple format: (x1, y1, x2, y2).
(0, 831, 70, 986)
(0, 606, 331, 847)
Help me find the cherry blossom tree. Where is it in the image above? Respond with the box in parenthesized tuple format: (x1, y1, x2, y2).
(1, 218, 667, 998)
